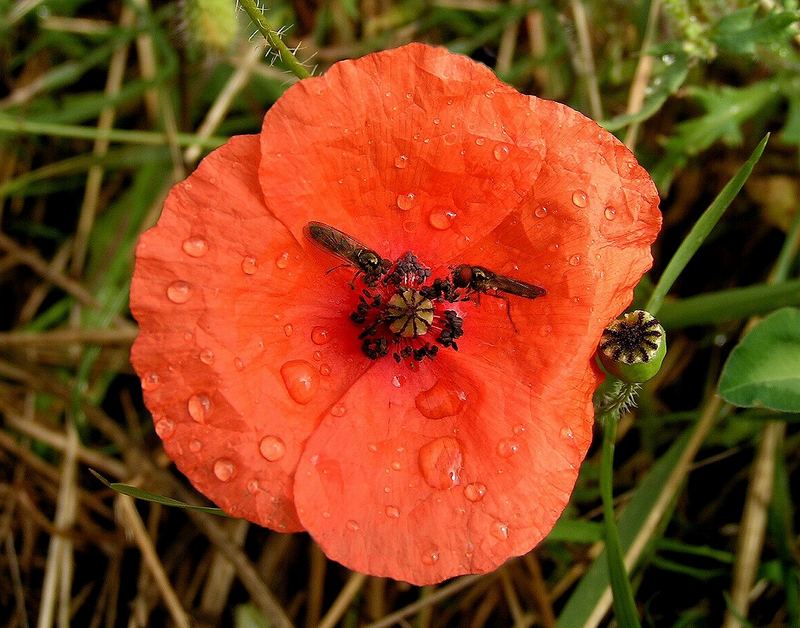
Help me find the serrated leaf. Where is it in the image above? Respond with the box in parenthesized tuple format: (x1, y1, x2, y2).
(718, 308, 800, 412)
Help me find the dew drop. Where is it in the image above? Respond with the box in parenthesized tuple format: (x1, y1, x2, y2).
(241, 256, 257, 275)
(415, 380, 466, 419)
(405, 91, 413, 99)
(182, 236, 208, 257)
(275, 252, 290, 269)
(189, 439, 202, 453)
(391, 461, 401, 471)
(166, 281, 192, 304)
(213, 458, 235, 482)
(534, 205, 548, 218)
(396, 193, 415, 211)
(322, 511, 331, 519)
(330, 404, 346, 417)
(280, 360, 318, 405)
(569, 254, 582, 266)
(154, 418, 174, 439)
(432, 117, 441, 125)
(311, 326, 330, 345)
(485, 89, 495, 98)
(199, 348, 215, 365)
(496, 438, 520, 458)
(604, 206, 617, 220)
(346, 520, 360, 531)
(367, 443, 378, 453)
(571, 190, 588, 208)
(247, 480, 259, 494)
(419, 437, 463, 489)
(312, 350, 323, 361)
(385, 505, 400, 519)
(142, 372, 160, 391)
(421, 550, 440, 565)
(428, 210, 455, 230)
(493, 144, 510, 161)
(319, 363, 331, 376)
(394, 155, 408, 169)
(491, 520, 509, 540)
(513, 424, 527, 435)
(464, 482, 487, 502)
(234, 357, 244, 370)
(475, 137, 485, 146)
(561, 427, 574, 440)
(259, 435, 286, 461)
(391, 374, 406, 388)
(283, 324, 293, 337)
(187, 394, 211, 423)
(443, 132, 458, 145)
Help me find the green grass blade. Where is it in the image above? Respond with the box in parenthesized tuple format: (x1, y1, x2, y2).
(646, 134, 770, 315)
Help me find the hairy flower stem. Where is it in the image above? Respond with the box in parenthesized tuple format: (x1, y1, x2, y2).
(238, 0, 311, 79)
(599, 380, 642, 627)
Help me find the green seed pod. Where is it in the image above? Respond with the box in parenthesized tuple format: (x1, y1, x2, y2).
(598, 310, 666, 383)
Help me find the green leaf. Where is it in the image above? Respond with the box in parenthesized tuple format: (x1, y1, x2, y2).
(546, 519, 604, 543)
(90, 470, 230, 516)
(718, 308, 800, 412)
(711, 7, 800, 55)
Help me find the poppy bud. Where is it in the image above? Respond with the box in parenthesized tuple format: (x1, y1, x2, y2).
(599, 310, 666, 383)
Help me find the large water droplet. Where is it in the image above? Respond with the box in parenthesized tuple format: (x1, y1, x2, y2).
(571, 190, 588, 208)
(187, 394, 211, 423)
(213, 458, 235, 482)
(241, 256, 258, 275)
(491, 520, 509, 540)
(311, 326, 330, 345)
(275, 252, 290, 269)
(259, 435, 286, 461)
(166, 281, 192, 304)
(182, 236, 208, 257)
(280, 360, 318, 405)
(394, 155, 408, 169)
(385, 505, 400, 519)
(199, 348, 215, 365)
(569, 254, 582, 266)
(496, 438, 520, 458)
(396, 193, 415, 211)
(428, 210, 455, 231)
(604, 206, 617, 220)
(419, 437, 463, 489)
(154, 418, 174, 439)
(142, 372, 160, 391)
(493, 144, 510, 161)
(421, 549, 440, 565)
(464, 482, 487, 502)
(415, 380, 466, 420)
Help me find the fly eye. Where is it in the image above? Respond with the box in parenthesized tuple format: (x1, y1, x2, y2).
(453, 266, 472, 288)
(362, 252, 380, 268)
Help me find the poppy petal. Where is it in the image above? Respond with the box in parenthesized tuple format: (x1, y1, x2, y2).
(131, 135, 373, 531)
(258, 43, 548, 266)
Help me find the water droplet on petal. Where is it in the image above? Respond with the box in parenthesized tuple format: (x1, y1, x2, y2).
(312, 350, 322, 361)
(166, 281, 192, 304)
(513, 424, 526, 435)
(367, 443, 378, 453)
(391, 374, 406, 388)
(280, 360, 318, 405)
(572, 190, 588, 208)
(394, 155, 408, 169)
(604, 206, 617, 220)
(142, 372, 160, 391)
(561, 427, 574, 440)
(283, 324, 293, 337)
(259, 435, 286, 461)
(421, 550, 440, 565)
(241, 256, 257, 275)
(330, 404, 346, 417)
(496, 438, 520, 458)
(475, 137, 485, 146)
(182, 236, 208, 257)
(213, 458, 235, 482)
(322, 511, 331, 519)
(391, 461, 401, 471)
(493, 144, 510, 161)
(464, 482, 487, 502)
(491, 520, 509, 540)
(187, 394, 211, 423)
(443, 132, 458, 145)
(534, 206, 548, 218)
(346, 520, 360, 531)
(569, 254, 582, 266)
(234, 357, 244, 370)
(415, 380, 466, 419)
(432, 117, 440, 125)
(199, 348, 215, 365)
(396, 193, 415, 211)
(485, 89, 495, 98)
(428, 210, 454, 230)
(247, 480, 259, 494)
(189, 439, 202, 453)
(154, 418, 174, 438)
(385, 505, 400, 518)
(419, 437, 463, 489)
(275, 252, 290, 269)
(311, 326, 330, 345)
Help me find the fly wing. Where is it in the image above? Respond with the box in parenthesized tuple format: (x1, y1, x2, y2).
(488, 274, 547, 299)
(304, 221, 362, 265)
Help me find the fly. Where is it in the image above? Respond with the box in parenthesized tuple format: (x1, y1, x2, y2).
(304, 221, 390, 285)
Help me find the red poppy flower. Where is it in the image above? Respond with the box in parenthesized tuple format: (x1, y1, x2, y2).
(130, 43, 660, 585)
